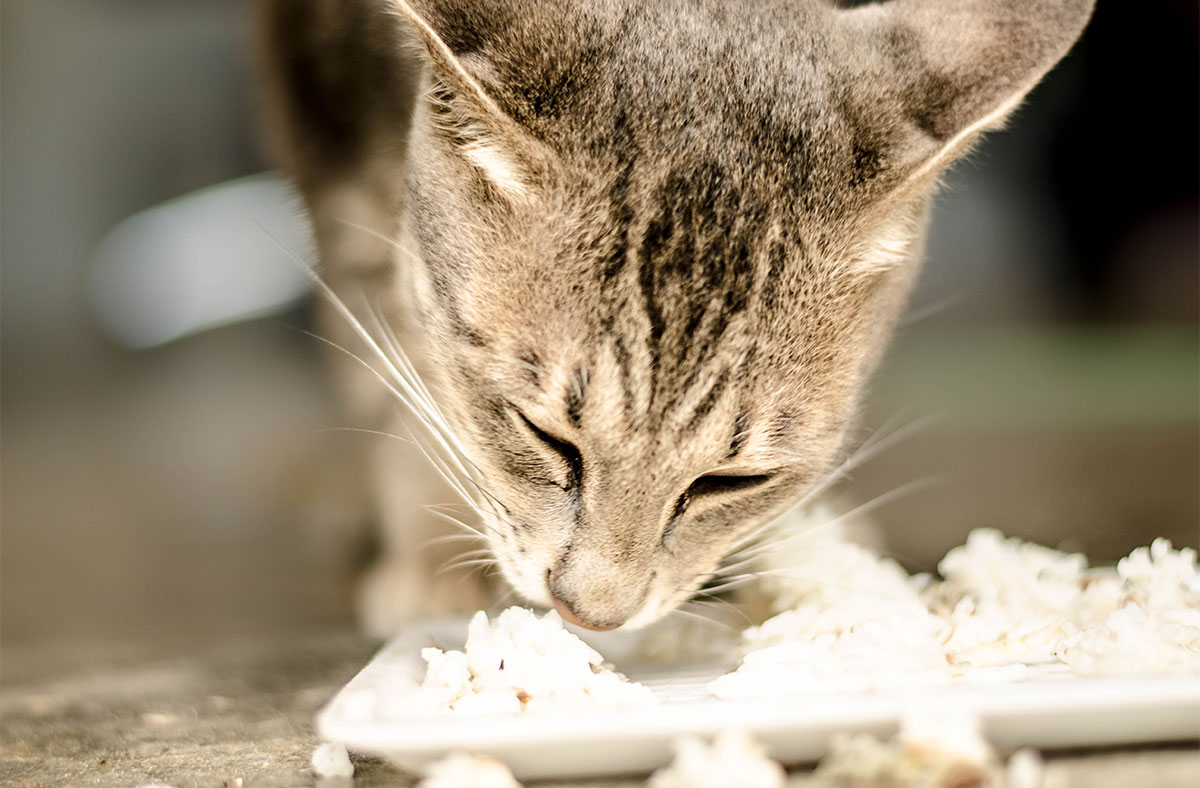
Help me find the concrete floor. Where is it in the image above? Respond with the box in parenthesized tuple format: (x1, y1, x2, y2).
(3, 321, 1198, 786)
(4, 631, 1199, 788)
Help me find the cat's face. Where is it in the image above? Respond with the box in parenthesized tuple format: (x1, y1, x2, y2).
(384, 0, 1093, 629)
(403, 111, 922, 628)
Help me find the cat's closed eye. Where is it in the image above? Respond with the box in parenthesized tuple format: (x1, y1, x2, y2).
(662, 473, 775, 548)
(674, 474, 777, 521)
(513, 409, 583, 491)
(686, 474, 775, 501)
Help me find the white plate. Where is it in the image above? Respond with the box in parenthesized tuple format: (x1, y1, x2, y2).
(316, 618, 1200, 781)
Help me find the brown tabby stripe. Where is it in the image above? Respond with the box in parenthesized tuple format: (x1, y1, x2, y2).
(680, 365, 731, 434)
(565, 363, 587, 426)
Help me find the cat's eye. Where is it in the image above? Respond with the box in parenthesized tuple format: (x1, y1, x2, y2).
(685, 473, 775, 500)
(666, 473, 776, 544)
(513, 410, 583, 490)
(672, 473, 775, 517)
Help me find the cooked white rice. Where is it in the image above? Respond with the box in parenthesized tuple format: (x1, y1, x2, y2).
(415, 519, 1197, 710)
(418, 607, 656, 714)
(417, 752, 523, 788)
(711, 515, 1200, 699)
(648, 729, 786, 788)
(812, 709, 1056, 788)
(311, 741, 354, 778)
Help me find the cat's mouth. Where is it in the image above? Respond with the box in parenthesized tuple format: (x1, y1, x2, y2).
(545, 566, 656, 632)
(492, 532, 705, 628)
(551, 596, 614, 631)
(496, 551, 667, 630)
(551, 593, 667, 632)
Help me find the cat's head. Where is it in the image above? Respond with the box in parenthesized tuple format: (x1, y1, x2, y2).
(389, 0, 1093, 629)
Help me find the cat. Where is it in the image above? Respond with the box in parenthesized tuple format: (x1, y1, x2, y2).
(257, 0, 1094, 635)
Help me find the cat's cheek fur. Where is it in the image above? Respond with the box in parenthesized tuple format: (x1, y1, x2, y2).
(492, 548, 555, 608)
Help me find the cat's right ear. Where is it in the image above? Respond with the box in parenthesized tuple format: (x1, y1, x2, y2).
(835, 0, 1095, 201)
(389, 0, 536, 199)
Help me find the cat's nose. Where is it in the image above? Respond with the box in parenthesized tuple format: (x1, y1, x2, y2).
(550, 594, 621, 631)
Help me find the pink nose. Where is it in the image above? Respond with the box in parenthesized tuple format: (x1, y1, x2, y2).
(552, 596, 619, 632)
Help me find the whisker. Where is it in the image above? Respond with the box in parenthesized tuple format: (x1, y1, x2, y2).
(317, 425, 417, 446)
(285, 323, 482, 507)
(438, 556, 498, 575)
(688, 591, 754, 627)
(408, 429, 490, 512)
(423, 503, 493, 521)
(427, 509, 498, 540)
(293, 273, 483, 502)
(896, 291, 962, 328)
(795, 412, 940, 509)
(418, 532, 489, 552)
(698, 574, 761, 597)
(668, 604, 738, 633)
(259, 223, 526, 595)
(720, 476, 939, 575)
(362, 298, 447, 430)
(727, 567, 900, 599)
(439, 561, 497, 581)
(719, 411, 939, 566)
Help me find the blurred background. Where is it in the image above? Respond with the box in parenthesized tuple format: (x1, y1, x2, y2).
(2, 0, 1197, 685)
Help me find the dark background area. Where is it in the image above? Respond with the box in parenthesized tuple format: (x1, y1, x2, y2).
(2, 0, 1197, 670)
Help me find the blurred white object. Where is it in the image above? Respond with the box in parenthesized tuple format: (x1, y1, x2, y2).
(311, 741, 354, 778)
(648, 730, 785, 788)
(418, 752, 523, 788)
(816, 710, 997, 787)
(1005, 749, 1049, 788)
(88, 172, 314, 349)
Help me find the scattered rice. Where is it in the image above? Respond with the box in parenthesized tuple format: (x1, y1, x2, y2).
(311, 741, 354, 778)
(418, 607, 656, 714)
(417, 752, 523, 788)
(812, 710, 1059, 788)
(1005, 749, 1052, 788)
(711, 518, 1200, 699)
(648, 729, 786, 788)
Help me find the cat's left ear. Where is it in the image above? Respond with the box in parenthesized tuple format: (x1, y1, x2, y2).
(835, 0, 1095, 200)
(389, 0, 535, 197)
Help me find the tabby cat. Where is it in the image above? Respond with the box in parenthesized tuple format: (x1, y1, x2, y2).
(257, 0, 1093, 634)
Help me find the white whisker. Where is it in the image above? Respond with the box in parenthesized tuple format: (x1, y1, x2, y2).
(427, 510, 492, 540)
(719, 476, 938, 575)
(720, 411, 938, 567)
(669, 604, 738, 633)
(419, 532, 490, 551)
(438, 550, 496, 573)
(685, 594, 753, 627)
(698, 574, 761, 597)
(317, 425, 417, 446)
